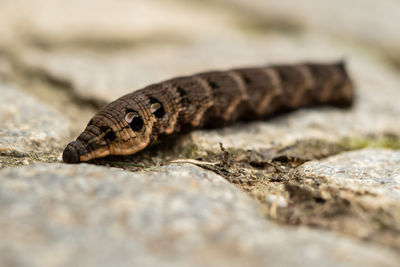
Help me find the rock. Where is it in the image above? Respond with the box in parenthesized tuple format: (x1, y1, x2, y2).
(295, 148, 400, 203)
(16, 29, 400, 153)
(0, 57, 12, 82)
(0, 163, 398, 266)
(0, 1, 399, 266)
(18, 33, 351, 103)
(7, 1, 397, 155)
(218, 0, 400, 62)
(0, 85, 69, 156)
(0, 0, 235, 49)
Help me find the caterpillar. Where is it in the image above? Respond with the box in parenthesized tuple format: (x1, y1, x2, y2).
(63, 61, 354, 163)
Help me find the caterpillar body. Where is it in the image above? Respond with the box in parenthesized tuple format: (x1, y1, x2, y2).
(63, 61, 354, 163)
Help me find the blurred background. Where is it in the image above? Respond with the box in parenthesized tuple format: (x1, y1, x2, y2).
(1, 2, 400, 264)
(0, 0, 399, 132)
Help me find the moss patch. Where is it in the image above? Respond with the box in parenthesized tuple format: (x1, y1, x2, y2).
(0, 152, 61, 169)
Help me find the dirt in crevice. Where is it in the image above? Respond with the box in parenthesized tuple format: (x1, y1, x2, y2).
(89, 137, 332, 174)
(2, 48, 400, 251)
(0, 151, 62, 169)
(279, 174, 400, 251)
(209, 138, 400, 252)
(87, 133, 400, 175)
(0, 1, 399, 251)
(93, 135, 400, 252)
(1, 110, 399, 252)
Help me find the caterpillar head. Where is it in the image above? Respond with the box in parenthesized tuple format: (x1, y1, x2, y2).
(62, 98, 155, 163)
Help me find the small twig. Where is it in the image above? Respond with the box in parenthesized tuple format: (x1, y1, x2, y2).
(169, 159, 218, 166)
(219, 142, 232, 167)
(269, 192, 281, 219)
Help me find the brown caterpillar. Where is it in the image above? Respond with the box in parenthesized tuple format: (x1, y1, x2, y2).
(63, 61, 354, 163)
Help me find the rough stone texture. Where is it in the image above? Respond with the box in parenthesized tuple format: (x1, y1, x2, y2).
(18, 33, 351, 103)
(295, 149, 400, 203)
(0, 57, 11, 82)
(0, 0, 235, 49)
(0, 84, 69, 155)
(1, 1, 400, 266)
(8, 1, 400, 155)
(0, 163, 398, 267)
(219, 0, 400, 62)
(16, 30, 400, 152)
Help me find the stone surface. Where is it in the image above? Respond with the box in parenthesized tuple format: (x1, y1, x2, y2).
(17, 29, 400, 152)
(0, 57, 11, 82)
(0, 163, 398, 267)
(295, 149, 400, 203)
(10, 1, 400, 155)
(0, 84, 69, 155)
(18, 33, 351, 103)
(1, 1, 400, 265)
(218, 0, 400, 61)
(0, 0, 235, 49)
(5, 0, 400, 61)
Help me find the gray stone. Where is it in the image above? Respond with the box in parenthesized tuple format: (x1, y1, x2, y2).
(0, 85, 69, 155)
(0, 57, 12, 82)
(8, 1, 399, 154)
(0, 0, 235, 48)
(218, 0, 400, 62)
(18, 33, 352, 103)
(2, 1, 400, 155)
(17, 30, 400, 152)
(0, 163, 398, 267)
(295, 149, 400, 203)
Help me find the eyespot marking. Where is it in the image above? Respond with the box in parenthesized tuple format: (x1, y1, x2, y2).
(242, 75, 251, 84)
(100, 126, 116, 141)
(177, 86, 190, 105)
(63, 61, 354, 164)
(149, 97, 165, 118)
(177, 86, 187, 97)
(100, 126, 109, 132)
(208, 81, 219, 89)
(276, 68, 293, 82)
(151, 102, 161, 113)
(125, 109, 144, 131)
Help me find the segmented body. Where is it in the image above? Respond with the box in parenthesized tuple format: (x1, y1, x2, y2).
(63, 61, 354, 163)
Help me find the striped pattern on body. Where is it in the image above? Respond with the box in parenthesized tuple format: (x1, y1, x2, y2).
(63, 61, 354, 163)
